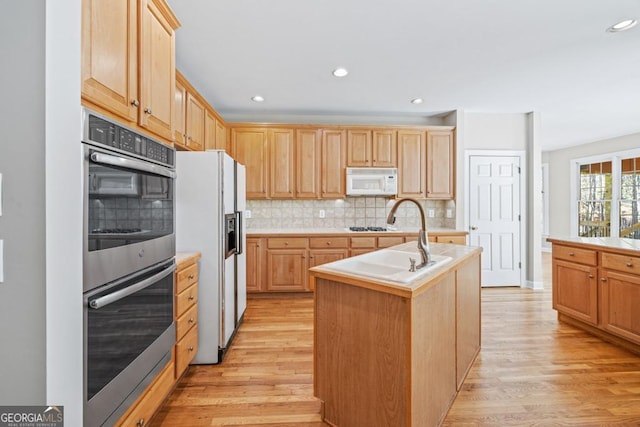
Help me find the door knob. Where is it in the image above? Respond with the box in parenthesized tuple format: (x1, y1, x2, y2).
(470, 226, 478, 230)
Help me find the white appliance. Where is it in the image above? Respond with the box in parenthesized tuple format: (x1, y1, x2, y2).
(346, 167, 398, 196)
(176, 150, 247, 364)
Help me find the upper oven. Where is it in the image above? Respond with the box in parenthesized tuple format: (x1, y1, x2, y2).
(82, 108, 176, 292)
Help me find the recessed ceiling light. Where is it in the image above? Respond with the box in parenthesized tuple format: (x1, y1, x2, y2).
(607, 19, 637, 32)
(332, 67, 349, 77)
(251, 95, 264, 102)
(411, 98, 423, 104)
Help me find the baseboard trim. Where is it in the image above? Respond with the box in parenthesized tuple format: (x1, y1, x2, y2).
(524, 280, 544, 290)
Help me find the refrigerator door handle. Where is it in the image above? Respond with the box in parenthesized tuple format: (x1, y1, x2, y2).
(235, 211, 243, 255)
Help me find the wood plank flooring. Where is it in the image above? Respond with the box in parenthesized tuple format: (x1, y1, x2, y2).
(153, 254, 640, 426)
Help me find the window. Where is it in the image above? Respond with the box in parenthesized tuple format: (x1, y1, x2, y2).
(620, 156, 640, 239)
(572, 149, 640, 240)
(578, 161, 612, 237)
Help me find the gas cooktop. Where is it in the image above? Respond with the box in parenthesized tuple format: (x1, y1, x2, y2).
(348, 226, 389, 232)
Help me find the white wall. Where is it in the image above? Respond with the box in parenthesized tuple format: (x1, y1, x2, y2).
(464, 112, 529, 150)
(545, 132, 640, 238)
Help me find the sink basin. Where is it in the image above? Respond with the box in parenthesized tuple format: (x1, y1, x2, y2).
(321, 249, 452, 284)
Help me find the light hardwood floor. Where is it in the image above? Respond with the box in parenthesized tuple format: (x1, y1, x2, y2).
(153, 254, 640, 426)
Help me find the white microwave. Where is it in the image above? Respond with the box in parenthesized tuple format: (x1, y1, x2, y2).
(346, 167, 398, 196)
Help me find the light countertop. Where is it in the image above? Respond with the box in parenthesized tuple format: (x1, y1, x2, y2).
(547, 237, 640, 256)
(247, 227, 467, 236)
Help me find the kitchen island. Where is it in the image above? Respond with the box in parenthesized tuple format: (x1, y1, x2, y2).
(309, 242, 482, 427)
(548, 237, 640, 356)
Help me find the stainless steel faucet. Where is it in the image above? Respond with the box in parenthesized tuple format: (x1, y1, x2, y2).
(386, 198, 432, 269)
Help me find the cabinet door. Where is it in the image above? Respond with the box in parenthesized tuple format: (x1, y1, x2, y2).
(232, 129, 269, 199)
(372, 130, 397, 167)
(601, 270, 640, 345)
(347, 129, 372, 167)
(185, 93, 204, 151)
(426, 130, 454, 199)
(173, 79, 186, 145)
(81, 0, 138, 122)
(269, 129, 295, 198)
(296, 129, 321, 199)
(266, 250, 308, 291)
(139, 0, 176, 141)
(552, 259, 598, 325)
(397, 130, 426, 198)
(216, 120, 227, 151)
(246, 238, 264, 293)
(321, 130, 347, 198)
(204, 110, 216, 151)
(309, 250, 348, 269)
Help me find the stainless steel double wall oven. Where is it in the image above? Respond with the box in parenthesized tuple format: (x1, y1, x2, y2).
(82, 108, 176, 426)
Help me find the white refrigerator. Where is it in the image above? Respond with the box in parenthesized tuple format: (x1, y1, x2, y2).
(176, 150, 247, 364)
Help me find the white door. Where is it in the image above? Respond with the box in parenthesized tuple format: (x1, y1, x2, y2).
(468, 155, 522, 287)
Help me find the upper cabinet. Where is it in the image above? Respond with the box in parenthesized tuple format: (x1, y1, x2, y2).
(296, 129, 322, 199)
(426, 129, 455, 199)
(174, 79, 187, 145)
(397, 130, 426, 198)
(81, 0, 180, 143)
(269, 129, 295, 199)
(321, 130, 347, 198)
(346, 129, 397, 167)
(231, 129, 269, 199)
(185, 92, 205, 151)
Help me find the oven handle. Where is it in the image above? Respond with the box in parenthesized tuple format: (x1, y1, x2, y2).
(89, 263, 176, 309)
(90, 152, 176, 179)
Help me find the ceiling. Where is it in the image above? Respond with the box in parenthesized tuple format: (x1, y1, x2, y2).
(167, 0, 640, 151)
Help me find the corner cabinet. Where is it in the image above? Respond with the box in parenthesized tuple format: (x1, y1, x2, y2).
(81, 0, 180, 143)
(549, 239, 640, 355)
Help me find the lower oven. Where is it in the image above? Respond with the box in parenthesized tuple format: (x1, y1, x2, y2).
(83, 259, 176, 427)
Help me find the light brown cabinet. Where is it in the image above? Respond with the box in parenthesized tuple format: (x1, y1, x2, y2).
(231, 128, 269, 198)
(397, 130, 426, 198)
(266, 249, 308, 291)
(269, 129, 295, 198)
(550, 239, 640, 355)
(347, 129, 397, 167)
(321, 130, 347, 198)
(174, 255, 200, 378)
(246, 238, 265, 293)
(173, 79, 187, 145)
(216, 120, 228, 152)
(185, 92, 205, 151)
(204, 110, 219, 151)
(426, 130, 455, 199)
(296, 129, 321, 199)
(81, 0, 179, 143)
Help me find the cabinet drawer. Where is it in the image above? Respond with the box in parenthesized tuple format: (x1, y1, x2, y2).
(378, 236, 405, 248)
(176, 262, 198, 294)
(350, 237, 376, 248)
(309, 237, 348, 249)
(436, 235, 467, 245)
(176, 303, 198, 341)
(602, 252, 640, 275)
(267, 237, 308, 249)
(116, 360, 175, 427)
(553, 245, 597, 266)
(176, 325, 198, 378)
(176, 283, 198, 316)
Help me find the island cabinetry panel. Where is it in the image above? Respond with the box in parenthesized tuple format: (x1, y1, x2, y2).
(295, 129, 321, 198)
(549, 238, 640, 355)
(455, 256, 481, 389)
(246, 237, 265, 292)
(426, 130, 455, 199)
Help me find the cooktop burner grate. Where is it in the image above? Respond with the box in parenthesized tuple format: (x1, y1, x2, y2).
(348, 226, 388, 232)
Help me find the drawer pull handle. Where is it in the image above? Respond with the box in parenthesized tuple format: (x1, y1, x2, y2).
(326, 242, 331, 245)
(188, 274, 195, 279)
(144, 107, 152, 114)
(188, 295, 195, 301)
(627, 262, 634, 267)
(568, 252, 575, 256)
(189, 317, 195, 323)
(601, 278, 607, 282)
(188, 346, 194, 352)
(136, 419, 145, 427)
(284, 242, 289, 245)
(131, 99, 139, 107)
(588, 274, 594, 279)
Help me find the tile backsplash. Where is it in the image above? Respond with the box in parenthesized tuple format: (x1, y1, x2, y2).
(245, 197, 456, 229)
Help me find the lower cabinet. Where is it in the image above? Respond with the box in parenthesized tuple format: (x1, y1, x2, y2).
(248, 232, 468, 293)
(174, 254, 200, 378)
(550, 239, 640, 354)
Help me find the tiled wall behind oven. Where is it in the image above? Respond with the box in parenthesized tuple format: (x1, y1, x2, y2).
(245, 197, 456, 229)
(88, 198, 173, 232)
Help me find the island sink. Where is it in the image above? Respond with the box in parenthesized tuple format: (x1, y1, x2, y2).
(321, 249, 452, 284)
